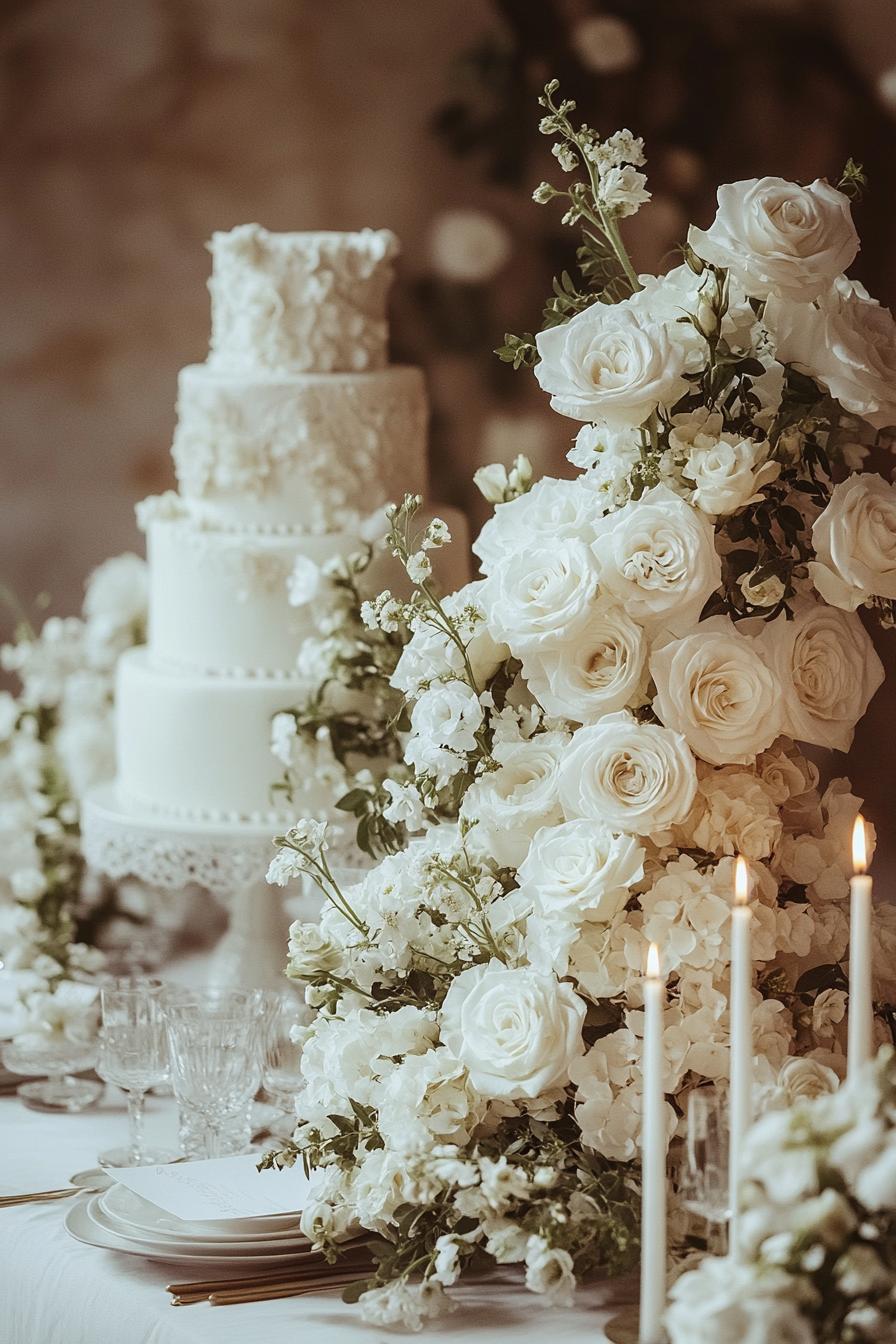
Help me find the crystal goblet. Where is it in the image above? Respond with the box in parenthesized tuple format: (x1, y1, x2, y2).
(96, 978, 177, 1167)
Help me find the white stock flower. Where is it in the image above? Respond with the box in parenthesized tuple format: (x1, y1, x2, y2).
(688, 176, 858, 302)
(410, 681, 484, 756)
(391, 581, 507, 696)
(522, 602, 647, 723)
(460, 733, 566, 869)
(473, 476, 604, 575)
(534, 299, 690, 427)
(650, 617, 782, 765)
(516, 820, 644, 923)
(770, 278, 896, 430)
(381, 779, 425, 831)
(598, 165, 650, 218)
(809, 474, 896, 611)
(439, 961, 585, 1100)
(480, 539, 600, 654)
(286, 555, 322, 607)
(559, 712, 697, 836)
(758, 602, 884, 752)
(591, 486, 722, 635)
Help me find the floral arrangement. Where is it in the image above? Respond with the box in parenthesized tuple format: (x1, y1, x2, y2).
(0, 554, 149, 1039)
(266, 83, 896, 1328)
(667, 1047, 896, 1344)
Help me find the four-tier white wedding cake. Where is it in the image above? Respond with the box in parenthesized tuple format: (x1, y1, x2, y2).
(115, 224, 466, 826)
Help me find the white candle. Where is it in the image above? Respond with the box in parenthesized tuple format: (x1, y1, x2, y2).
(848, 814, 874, 1080)
(728, 855, 753, 1260)
(640, 942, 667, 1344)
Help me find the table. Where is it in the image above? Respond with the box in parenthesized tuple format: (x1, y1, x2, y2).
(0, 1089, 630, 1343)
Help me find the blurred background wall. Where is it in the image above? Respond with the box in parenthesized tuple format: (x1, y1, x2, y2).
(2, 0, 896, 865)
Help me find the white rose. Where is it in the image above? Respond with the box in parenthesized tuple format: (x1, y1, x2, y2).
(758, 602, 884, 752)
(688, 176, 859, 302)
(775, 1055, 841, 1106)
(534, 298, 690, 427)
(516, 819, 644, 923)
(650, 616, 782, 765)
(680, 430, 780, 516)
(666, 1257, 816, 1344)
(522, 602, 647, 723)
(480, 539, 600, 654)
(409, 681, 484, 755)
(440, 960, 585, 1100)
(770, 278, 896, 429)
(591, 485, 722, 635)
(810, 474, 896, 610)
(558, 712, 697, 835)
(738, 567, 786, 609)
(473, 476, 603, 576)
(460, 733, 566, 869)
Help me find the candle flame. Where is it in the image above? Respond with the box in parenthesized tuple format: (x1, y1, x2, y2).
(646, 942, 661, 979)
(734, 855, 749, 906)
(852, 814, 867, 875)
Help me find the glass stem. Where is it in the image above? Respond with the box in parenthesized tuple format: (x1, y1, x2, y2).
(127, 1089, 146, 1164)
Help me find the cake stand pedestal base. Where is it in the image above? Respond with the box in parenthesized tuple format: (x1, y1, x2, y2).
(82, 785, 302, 989)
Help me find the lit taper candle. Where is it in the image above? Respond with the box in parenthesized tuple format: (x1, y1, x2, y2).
(728, 855, 753, 1260)
(848, 814, 873, 1079)
(640, 941, 667, 1344)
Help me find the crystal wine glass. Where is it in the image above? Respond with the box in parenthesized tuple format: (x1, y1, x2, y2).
(679, 1085, 730, 1255)
(260, 990, 306, 1138)
(162, 987, 267, 1159)
(96, 978, 177, 1166)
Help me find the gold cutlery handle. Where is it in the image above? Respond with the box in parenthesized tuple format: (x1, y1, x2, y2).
(0, 1187, 79, 1207)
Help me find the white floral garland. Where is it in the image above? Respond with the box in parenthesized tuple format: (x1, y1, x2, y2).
(0, 554, 148, 1043)
(264, 83, 896, 1327)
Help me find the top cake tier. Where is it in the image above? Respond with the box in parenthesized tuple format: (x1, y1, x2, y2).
(207, 225, 399, 374)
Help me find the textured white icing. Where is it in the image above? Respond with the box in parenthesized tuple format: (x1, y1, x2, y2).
(115, 649, 314, 821)
(207, 225, 399, 375)
(171, 364, 428, 530)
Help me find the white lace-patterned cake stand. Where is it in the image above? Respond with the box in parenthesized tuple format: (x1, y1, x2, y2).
(81, 784, 314, 988)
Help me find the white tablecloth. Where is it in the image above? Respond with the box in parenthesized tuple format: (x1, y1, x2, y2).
(0, 1089, 630, 1343)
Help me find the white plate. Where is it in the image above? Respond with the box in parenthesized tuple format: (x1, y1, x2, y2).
(66, 1196, 306, 1268)
(87, 1193, 305, 1258)
(100, 1184, 301, 1244)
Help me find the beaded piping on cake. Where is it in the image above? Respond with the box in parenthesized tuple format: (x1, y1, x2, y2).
(117, 787, 295, 829)
(206, 225, 399, 375)
(170, 372, 427, 527)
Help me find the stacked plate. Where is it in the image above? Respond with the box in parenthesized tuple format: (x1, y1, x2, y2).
(65, 1182, 309, 1268)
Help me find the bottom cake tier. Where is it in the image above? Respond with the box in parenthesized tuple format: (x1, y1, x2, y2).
(115, 648, 313, 824)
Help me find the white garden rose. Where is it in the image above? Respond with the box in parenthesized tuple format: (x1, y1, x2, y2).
(677, 421, 780, 516)
(460, 733, 567, 868)
(770, 278, 896, 430)
(522, 602, 647, 723)
(558, 712, 697, 835)
(758, 602, 884, 752)
(473, 476, 603, 575)
(688, 176, 859, 302)
(480, 539, 600, 654)
(650, 616, 782, 765)
(809, 474, 896, 611)
(591, 485, 722, 635)
(516, 819, 644, 923)
(534, 298, 690, 427)
(665, 1256, 816, 1344)
(440, 961, 586, 1100)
